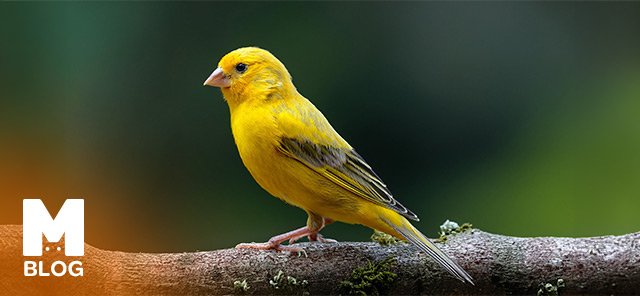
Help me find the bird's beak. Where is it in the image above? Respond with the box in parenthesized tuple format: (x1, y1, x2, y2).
(203, 67, 230, 88)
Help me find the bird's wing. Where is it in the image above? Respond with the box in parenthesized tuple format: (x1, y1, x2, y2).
(274, 99, 419, 221)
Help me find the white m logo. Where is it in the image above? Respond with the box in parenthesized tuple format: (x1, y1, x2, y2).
(23, 199, 84, 256)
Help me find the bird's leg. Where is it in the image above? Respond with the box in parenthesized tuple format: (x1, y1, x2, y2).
(235, 225, 319, 252)
(236, 214, 336, 253)
(289, 218, 336, 244)
(307, 231, 338, 243)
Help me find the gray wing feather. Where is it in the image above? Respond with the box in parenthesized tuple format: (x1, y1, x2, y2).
(279, 137, 419, 221)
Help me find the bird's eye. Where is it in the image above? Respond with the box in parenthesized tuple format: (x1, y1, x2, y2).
(235, 63, 247, 74)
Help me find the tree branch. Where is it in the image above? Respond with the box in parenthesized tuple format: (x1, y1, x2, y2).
(1, 225, 639, 295)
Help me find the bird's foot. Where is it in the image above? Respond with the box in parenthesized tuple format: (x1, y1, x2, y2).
(236, 219, 335, 254)
(288, 232, 337, 244)
(235, 224, 316, 253)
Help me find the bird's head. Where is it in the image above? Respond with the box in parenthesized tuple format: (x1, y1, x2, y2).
(203, 47, 296, 107)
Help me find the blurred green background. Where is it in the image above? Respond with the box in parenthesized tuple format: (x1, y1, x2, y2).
(1, 2, 639, 252)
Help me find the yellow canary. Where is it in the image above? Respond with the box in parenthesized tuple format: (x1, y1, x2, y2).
(204, 47, 473, 284)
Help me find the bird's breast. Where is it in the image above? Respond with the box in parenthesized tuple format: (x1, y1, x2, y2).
(230, 104, 291, 198)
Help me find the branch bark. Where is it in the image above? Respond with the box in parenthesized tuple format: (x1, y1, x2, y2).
(1, 224, 639, 295)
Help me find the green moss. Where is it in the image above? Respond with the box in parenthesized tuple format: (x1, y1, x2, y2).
(233, 279, 250, 293)
(338, 256, 397, 296)
(370, 230, 402, 246)
(537, 278, 565, 296)
(437, 220, 473, 243)
(269, 270, 309, 295)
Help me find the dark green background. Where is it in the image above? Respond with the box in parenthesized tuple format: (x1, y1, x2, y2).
(1, 2, 639, 252)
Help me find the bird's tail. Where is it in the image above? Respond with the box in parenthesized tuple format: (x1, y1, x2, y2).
(380, 215, 474, 284)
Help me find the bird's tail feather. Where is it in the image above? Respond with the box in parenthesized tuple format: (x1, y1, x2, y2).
(381, 216, 474, 284)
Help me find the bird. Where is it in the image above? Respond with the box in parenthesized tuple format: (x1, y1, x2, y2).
(203, 47, 474, 284)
